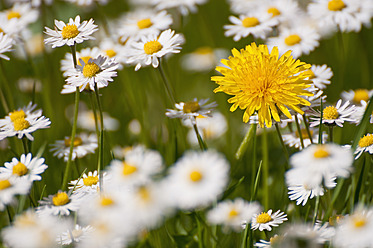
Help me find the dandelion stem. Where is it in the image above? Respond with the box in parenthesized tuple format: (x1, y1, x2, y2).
(262, 127, 269, 209)
(193, 120, 207, 151)
(94, 83, 104, 191)
(61, 87, 80, 191)
(157, 60, 176, 105)
(303, 114, 314, 144)
(274, 122, 289, 165)
(294, 115, 305, 149)
(236, 124, 257, 160)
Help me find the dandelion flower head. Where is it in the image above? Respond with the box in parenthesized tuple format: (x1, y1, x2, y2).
(212, 43, 313, 128)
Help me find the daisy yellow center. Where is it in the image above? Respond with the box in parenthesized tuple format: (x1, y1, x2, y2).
(83, 175, 99, 186)
(13, 117, 30, 131)
(16, 214, 36, 227)
(313, 147, 330, 158)
(78, 56, 92, 66)
(284, 34, 302, 46)
(61, 24, 79, 39)
(329, 215, 344, 226)
(183, 101, 200, 113)
(12, 162, 28, 176)
(242, 17, 260, 27)
(137, 18, 153, 29)
(0, 179, 11, 190)
(353, 215, 367, 228)
(267, 7, 281, 17)
(353, 89, 369, 103)
(138, 187, 151, 202)
(323, 106, 339, 120)
(270, 236, 282, 245)
(122, 162, 137, 176)
(190, 170, 203, 182)
(358, 134, 373, 148)
(72, 229, 83, 238)
(195, 47, 213, 55)
(64, 137, 83, 147)
(52, 192, 70, 206)
(228, 209, 239, 218)
(328, 0, 346, 11)
(256, 212, 272, 223)
(144, 40, 163, 55)
(10, 110, 26, 122)
(7, 11, 21, 20)
(82, 62, 100, 78)
(118, 36, 129, 46)
(100, 196, 114, 206)
(105, 49, 117, 58)
(212, 43, 312, 128)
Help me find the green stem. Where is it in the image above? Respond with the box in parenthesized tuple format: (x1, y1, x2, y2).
(274, 122, 289, 165)
(318, 99, 324, 144)
(70, 43, 77, 68)
(193, 120, 207, 151)
(61, 87, 80, 191)
(313, 195, 320, 224)
(0, 60, 14, 111)
(195, 213, 204, 248)
(21, 137, 29, 154)
(262, 127, 269, 209)
(236, 124, 257, 160)
(328, 126, 334, 143)
(241, 222, 251, 248)
(303, 114, 314, 144)
(294, 115, 305, 149)
(94, 83, 104, 191)
(157, 60, 176, 105)
(89, 92, 100, 138)
(0, 84, 9, 113)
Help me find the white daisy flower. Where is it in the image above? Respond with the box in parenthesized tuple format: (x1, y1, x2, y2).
(0, 153, 48, 182)
(185, 112, 228, 145)
(69, 170, 108, 194)
(17, 78, 42, 93)
(181, 47, 229, 72)
(341, 89, 373, 105)
(2, 210, 71, 248)
(314, 221, 336, 243)
(65, 55, 118, 91)
(290, 143, 353, 183)
(0, 33, 13, 60)
(60, 47, 101, 78)
(251, 209, 288, 231)
(278, 223, 326, 246)
(64, 0, 109, 6)
(37, 191, 84, 216)
(165, 150, 230, 210)
(166, 98, 217, 125)
(308, 0, 365, 33)
(287, 183, 326, 206)
(50, 133, 98, 161)
(207, 198, 261, 232)
(76, 109, 119, 131)
(126, 29, 184, 71)
(267, 25, 320, 59)
(282, 128, 327, 150)
(117, 9, 172, 40)
(224, 13, 278, 41)
(309, 99, 357, 127)
(0, 177, 30, 210)
(44, 15, 98, 48)
(0, 109, 50, 141)
(106, 145, 164, 189)
(354, 133, 373, 159)
(0, 102, 42, 128)
(99, 38, 125, 69)
(308, 64, 333, 90)
(255, 235, 283, 247)
(257, 0, 301, 24)
(57, 224, 94, 245)
(228, 0, 259, 15)
(1, 3, 38, 28)
(153, 0, 208, 16)
(333, 206, 373, 248)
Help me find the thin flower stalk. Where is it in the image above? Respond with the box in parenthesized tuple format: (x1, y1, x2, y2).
(294, 115, 305, 149)
(158, 60, 176, 105)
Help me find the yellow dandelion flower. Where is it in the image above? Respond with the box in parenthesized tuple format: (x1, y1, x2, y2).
(211, 43, 313, 128)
